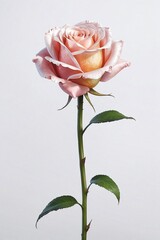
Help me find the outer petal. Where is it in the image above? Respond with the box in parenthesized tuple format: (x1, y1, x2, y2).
(45, 56, 82, 72)
(45, 28, 60, 60)
(59, 81, 89, 98)
(68, 65, 112, 88)
(68, 65, 112, 81)
(45, 56, 82, 79)
(32, 48, 64, 83)
(75, 20, 101, 28)
(100, 27, 112, 62)
(104, 41, 123, 66)
(101, 60, 131, 82)
(58, 43, 81, 69)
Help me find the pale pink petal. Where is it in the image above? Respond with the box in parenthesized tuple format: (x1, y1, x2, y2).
(79, 35, 94, 49)
(45, 56, 82, 79)
(100, 27, 112, 62)
(58, 43, 81, 69)
(59, 81, 89, 98)
(64, 29, 85, 52)
(65, 36, 85, 52)
(72, 48, 97, 55)
(68, 65, 112, 81)
(104, 41, 123, 66)
(100, 28, 112, 47)
(89, 27, 105, 50)
(74, 21, 106, 50)
(45, 56, 82, 71)
(32, 48, 64, 83)
(75, 20, 101, 29)
(45, 28, 81, 69)
(45, 28, 60, 60)
(58, 25, 67, 43)
(101, 60, 131, 82)
(50, 29, 81, 69)
(72, 34, 112, 55)
(65, 26, 109, 55)
(71, 21, 102, 55)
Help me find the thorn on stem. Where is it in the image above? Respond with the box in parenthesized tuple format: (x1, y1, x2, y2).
(86, 183, 91, 194)
(81, 157, 86, 164)
(86, 220, 92, 232)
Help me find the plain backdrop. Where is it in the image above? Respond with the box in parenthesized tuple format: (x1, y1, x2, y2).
(0, 0, 160, 239)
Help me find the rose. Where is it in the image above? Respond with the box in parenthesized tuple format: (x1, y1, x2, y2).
(33, 21, 130, 98)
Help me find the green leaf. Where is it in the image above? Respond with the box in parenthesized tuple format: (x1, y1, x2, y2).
(89, 88, 114, 97)
(36, 195, 78, 227)
(90, 110, 135, 123)
(58, 96, 72, 110)
(90, 175, 120, 202)
(83, 110, 135, 133)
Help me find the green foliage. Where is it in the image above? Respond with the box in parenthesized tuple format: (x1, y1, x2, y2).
(36, 195, 79, 227)
(90, 175, 120, 202)
(83, 110, 135, 133)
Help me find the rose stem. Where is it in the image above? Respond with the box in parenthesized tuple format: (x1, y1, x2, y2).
(77, 95, 88, 240)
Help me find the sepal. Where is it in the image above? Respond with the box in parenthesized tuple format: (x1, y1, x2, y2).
(84, 93, 95, 112)
(58, 95, 72, 110)
(89, 88, 113, 97)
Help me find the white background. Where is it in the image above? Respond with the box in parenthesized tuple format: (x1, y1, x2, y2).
(0, 0, 160, 239)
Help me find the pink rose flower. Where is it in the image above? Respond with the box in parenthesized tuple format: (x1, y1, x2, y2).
(33, 21, 130, 98)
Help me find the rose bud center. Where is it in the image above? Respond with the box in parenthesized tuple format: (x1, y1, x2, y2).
(65, 31, 103, 72)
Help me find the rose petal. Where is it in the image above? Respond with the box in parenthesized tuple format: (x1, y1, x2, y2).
(45, 56, 82, 79)
(64, 26, 91, 50)
(68, 77, 100, 89)
(59, 81, 89, 98)
(79, 35, 94, 49)
(32, 48, 64, 83)
(50, 28, 82, 69)
(45, 56, 82, 72)
(100, 27, 112, 62)
(72, 34, 112, 55)
(101, 60, 131, 82)
(45, 28, 60, 60)
(100, 27, 112, 47)
(89, 27, 105, 50)
(104, 41, 123, 66)
(75, 20, 101, 29)
(68, 65, 112, 81)
(58, 43, 81, 69)
(65, 36, 85, 52)
(72, 22, 108, 54)
(45, 27, 81, 69)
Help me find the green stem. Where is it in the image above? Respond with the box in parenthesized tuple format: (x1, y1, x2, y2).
(77, 96, 88, 240)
